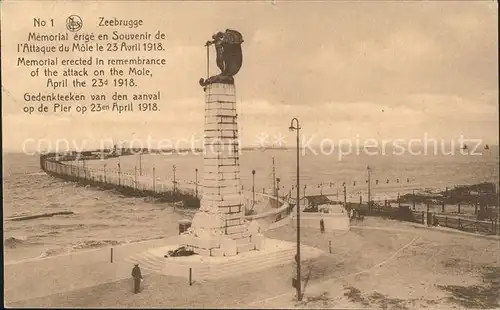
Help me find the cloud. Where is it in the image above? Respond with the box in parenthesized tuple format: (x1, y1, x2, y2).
(1, 1, 498, 151)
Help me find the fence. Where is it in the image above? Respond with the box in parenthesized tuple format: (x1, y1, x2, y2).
(41, 155, 200, 207)
(39, 154, 294, 228)
(421, 211, 499, 236)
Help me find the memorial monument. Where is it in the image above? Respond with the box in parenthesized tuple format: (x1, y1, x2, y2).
(181, 29, 263, 257)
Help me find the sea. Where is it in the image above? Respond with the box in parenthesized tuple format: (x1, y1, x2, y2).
(3, 147, 499, 262)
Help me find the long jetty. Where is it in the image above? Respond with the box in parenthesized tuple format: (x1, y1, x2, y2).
(39, 151, 295, 227)
(40, 152, 201, 208)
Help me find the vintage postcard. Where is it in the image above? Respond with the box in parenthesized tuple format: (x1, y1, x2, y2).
(2, 0, 499, 308)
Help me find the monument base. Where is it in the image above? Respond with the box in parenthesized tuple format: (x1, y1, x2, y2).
(126, 237, 325, 281)
(180, 212, 263, 257)
(180, 231, 264, 257)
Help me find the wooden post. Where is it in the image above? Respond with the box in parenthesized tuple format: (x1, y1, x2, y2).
(412, 190, 416, 210)
(421, 211, 425, 225)
(134, 166, 137, 191)
(173, 165, 177, 196)
(343, 184, 347, 207)
(329, 240, 332, 254)
(458, 203, 461, 214)
(426, 204, 430, 226)
(445, 216, 447, 227)
(458, 218, 461, 230)
(442, 201, 445, 213)
(110, 247, 114, 263)
(153, 167, 156, 193)
(189, 267, 192, 286)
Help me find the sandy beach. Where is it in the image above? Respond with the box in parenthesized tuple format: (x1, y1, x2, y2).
(6, 217, 499, 308)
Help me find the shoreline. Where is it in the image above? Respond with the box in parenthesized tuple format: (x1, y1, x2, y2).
(4, 236, 168, 266)
(6, 217, 499, 308)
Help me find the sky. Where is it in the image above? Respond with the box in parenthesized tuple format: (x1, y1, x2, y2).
(1, 1, 498, 153)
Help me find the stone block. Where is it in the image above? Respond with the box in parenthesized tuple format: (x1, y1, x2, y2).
(210, 248, 225, 257)
(195, 248, 212, 256)
(225, 217, 243, 227)
(226, 224, 246, 235)
(237, 243, 256, 254)
(224, 212, 245, 221)
(252, 234, 265, 250)
(234, 236, 252, 245)
(223, 246, 237, 257)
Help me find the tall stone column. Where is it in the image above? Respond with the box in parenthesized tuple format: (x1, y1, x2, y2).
(182, 83, 262, 257)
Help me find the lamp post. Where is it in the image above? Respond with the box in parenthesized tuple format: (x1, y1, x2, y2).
(289, 117, 302, 301)
(153, 166, 156, 192)
(173, 165, 177, 195)
(367, 165, 371, 213)
(252, 169, 256, 206)
(195, 168, 199, 199)
(134, 165, 137, 190)
(117, 161, 121, 186)
(139, 152, 143, 176)
(276, 177, 281, 205)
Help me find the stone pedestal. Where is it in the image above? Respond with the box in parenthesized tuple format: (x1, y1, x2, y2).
(181, 83, 261, 256)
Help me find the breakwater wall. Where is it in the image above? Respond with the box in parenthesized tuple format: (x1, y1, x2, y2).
(40, 153, 201, 207)
(39, 153, 294, 226)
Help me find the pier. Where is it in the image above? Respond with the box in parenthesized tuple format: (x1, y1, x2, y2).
(39, 151, 295, 227)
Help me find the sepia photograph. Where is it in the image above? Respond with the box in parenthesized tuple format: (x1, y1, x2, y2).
(2, 1, 499, 308)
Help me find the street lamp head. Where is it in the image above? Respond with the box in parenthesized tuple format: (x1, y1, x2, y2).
(252, 169, 255, 175)
(195, 168, 198, 172)
(289, 117, 300, 131)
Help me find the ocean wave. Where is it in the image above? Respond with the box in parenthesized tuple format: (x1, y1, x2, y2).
(8, 211, 75, 222)
(131, 236, 165, 243)
(36, 223, 112, 231)
(71, 239, 122, 250)
(38, 247, 70, 258)
(4, 236, 28, 248)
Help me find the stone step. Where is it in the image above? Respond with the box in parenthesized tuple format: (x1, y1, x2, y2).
(209, 246, 323, 280)
(130, 252, 164, 269)
(197, 248, 298, 280)
(194, 248, 294, 275)
(127, 252, 208, 278)
(229, 230, 252, 240)
(208, 255, 295, 280)
(233, 236, 252, 245)
(236, 242, 256, 254)
(207, 243, 324, 279)
(160, 247, 293, 277)
(125, 256, 164, 274)
(226, 224, 246, 235)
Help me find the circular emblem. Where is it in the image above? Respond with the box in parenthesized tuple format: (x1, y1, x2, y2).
(66, 15, 83, 32)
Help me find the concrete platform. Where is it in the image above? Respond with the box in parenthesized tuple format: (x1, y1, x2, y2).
(126, 238, 325, 281)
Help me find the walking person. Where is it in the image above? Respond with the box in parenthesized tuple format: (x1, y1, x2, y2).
(132, 263, 143, 294)
(320, 218, 325, 233)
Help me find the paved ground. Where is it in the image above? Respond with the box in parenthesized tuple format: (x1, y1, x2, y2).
(6, 218, 500, 308)
(4, 237, 174, 304)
